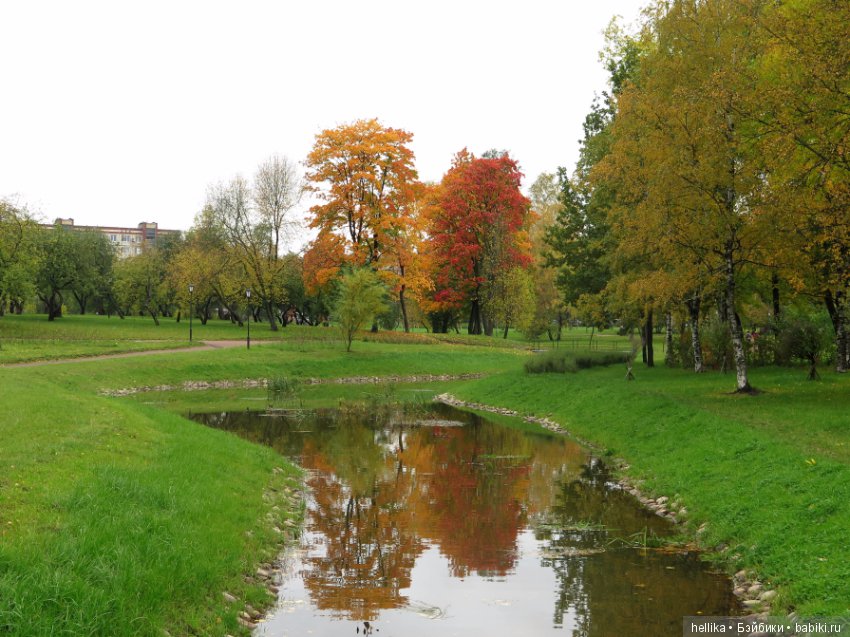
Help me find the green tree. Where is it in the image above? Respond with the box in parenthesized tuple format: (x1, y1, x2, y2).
(0, 201, 39, 316)
(746, 0, 850, 371)
(68, 231, 115, 315)
(596, 0, 765, 391)
(488, 267, 535, 339)
(334, 269, 388, 352)
(34, 227, 86, 321)
(207, 162, 301, 331)
(113, 247, 171, 325)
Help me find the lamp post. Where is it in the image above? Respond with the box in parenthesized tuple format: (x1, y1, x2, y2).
(246, 288, 251, 350)
(188, 284, 194, 342)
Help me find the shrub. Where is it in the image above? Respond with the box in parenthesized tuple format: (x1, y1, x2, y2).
(777, 314, 830, 380)
(525, 349, 631, 374)
(267, 376, 301, 407)
(574, 352, 632, 369)
(360, 331, 439, 345)
(702, 315, 732, 370)
(333, 269, 388, 352)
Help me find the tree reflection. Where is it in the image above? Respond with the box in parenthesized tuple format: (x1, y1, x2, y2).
(188, 406, 736, 632)
(293, 408, 583, 618)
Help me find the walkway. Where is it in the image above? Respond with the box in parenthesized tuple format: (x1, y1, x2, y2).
(1, 340, 267, 368)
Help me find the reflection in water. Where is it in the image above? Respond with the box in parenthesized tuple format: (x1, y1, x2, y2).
(190, 403, 737, 636)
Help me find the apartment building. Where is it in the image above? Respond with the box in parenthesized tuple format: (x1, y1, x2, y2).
(50, 218, 181, 257)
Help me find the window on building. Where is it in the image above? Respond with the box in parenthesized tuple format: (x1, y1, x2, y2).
(109, 234, 118, 242)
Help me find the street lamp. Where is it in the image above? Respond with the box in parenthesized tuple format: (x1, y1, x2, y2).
(188, 284, 195, 342)
(246, 288, 251, 350)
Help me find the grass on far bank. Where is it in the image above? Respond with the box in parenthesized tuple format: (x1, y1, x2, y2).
(0, 313, 537, 364)
(454, 364, 850, 615)
(0, 337, 197, 364)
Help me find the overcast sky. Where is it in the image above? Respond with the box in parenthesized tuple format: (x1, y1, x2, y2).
(1, 0, 644, 243)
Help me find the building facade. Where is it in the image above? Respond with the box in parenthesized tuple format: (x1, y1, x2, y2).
(50, 218, 181, 258)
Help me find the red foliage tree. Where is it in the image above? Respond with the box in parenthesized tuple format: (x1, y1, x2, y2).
(427, 150, 533, 335)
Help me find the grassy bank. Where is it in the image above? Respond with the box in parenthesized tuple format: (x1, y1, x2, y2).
(3, 329, 847, 631)
(0, 313, 540, 364)
(453, 365, 850, 615)
(0, 340, 522, 635)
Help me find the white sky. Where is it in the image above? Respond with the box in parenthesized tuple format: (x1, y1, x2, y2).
(1, 0, 644, 243)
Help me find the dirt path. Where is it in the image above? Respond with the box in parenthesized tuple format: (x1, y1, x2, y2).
(2, 340, 267, 368)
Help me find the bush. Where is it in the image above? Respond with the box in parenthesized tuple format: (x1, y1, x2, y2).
(574, 352, 632, 369)
(525, 349, 571, 374)
(777, 314, 830, 380)
(702, 315, 732, 370)
(525, 349, 631, 374)
(267, 376, 301, 407)
(360, 331, 440, 345)
(333, 269, 388, 352)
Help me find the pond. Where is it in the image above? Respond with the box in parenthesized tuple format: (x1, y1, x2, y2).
(189, 402, 738, 636)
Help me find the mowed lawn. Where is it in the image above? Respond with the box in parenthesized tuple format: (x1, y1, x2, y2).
(0, 336, 524, 636)
(2, 318, 849, 635)
(456, 364, 850, 615)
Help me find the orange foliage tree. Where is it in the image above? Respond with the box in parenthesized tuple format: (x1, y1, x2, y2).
(303, 119, 426, 330)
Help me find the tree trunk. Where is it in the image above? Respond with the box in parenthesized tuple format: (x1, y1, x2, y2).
(503, 321, 510, 339)
(41, 291, 63, 321)
(399, 286, 410, 333)
(200, 299, 211, 325)
(825, 290, 847, 373)
(686, 296, 704, 373)
(640, 324, 647, 363)
(483, 314, 495, 337)
(807, 355, 820, 381)
(266, 300, 278, 331)
(664, 311, 674, 367)
(73, 291, 88, 315)
(771, 272, 781, 321)
(644, 309, 654, 367)
(468, 298, 482, 335)
(725, 245, 751, 392)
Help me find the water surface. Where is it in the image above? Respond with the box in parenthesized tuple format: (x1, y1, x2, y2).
(190, 403, 738, 636)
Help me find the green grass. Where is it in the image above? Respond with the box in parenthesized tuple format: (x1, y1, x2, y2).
(0, 338, 196, 364)
(453, 365, 850, 615)
(0, 372, 303, 636)
(0, 314, 546, 364)
(3, 321, 849, 631)
(0, 340, 524, 635)
(0, 312, 314, 342)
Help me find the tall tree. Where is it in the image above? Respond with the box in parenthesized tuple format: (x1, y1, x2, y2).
(68, 231, 115, 315)
(429, 150, 532, 335)
(113, 245, 172, 325)
(0, 201, 38, 316)
(597, 0, 766, 391)
(528, 173, 567, 340)
(33, 227, 100, 321)
(254, 155, 303, 260)
(747, 0, 850, 370)
(304, 118, 419, 268)
(208, 173, 290, 331)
